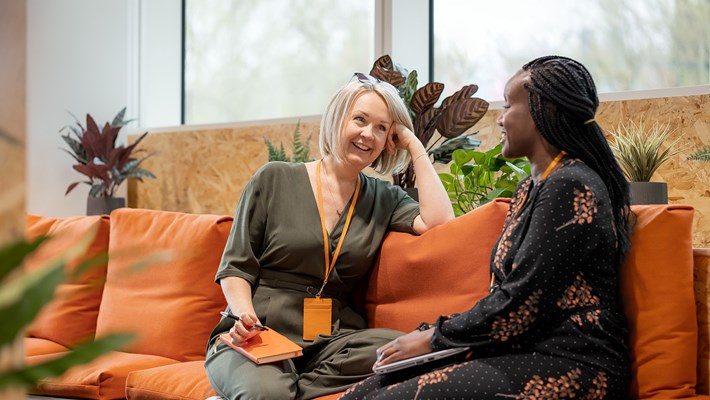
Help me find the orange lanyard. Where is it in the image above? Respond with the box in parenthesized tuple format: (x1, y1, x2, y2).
(315, 160, 360, 298)
(540, 150, 566, 180)
(491, 150, 566, 290)
(513, 150, 566, 219)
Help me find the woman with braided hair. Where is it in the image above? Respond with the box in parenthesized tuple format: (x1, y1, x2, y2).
(340, 56, 632, 399)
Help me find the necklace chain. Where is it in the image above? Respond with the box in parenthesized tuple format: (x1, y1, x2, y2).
(322, 161, 343, 216)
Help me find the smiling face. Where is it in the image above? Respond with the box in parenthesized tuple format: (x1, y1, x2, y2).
(497, 71, 541, 159)
(339, 91, 392, 169)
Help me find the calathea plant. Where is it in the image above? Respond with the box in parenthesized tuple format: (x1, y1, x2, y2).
(367, 55, 489, 188)
(61, 108, 156, 198)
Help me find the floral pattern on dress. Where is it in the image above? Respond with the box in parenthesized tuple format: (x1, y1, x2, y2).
(495, 179, 529, 271)
(414, 364, 462, 399)
(498, 368, 582, 399)
(556, 185, 598, 231)
(581, 370, 608, 400)
(557, 274, 602, 328)
(491, 290, 543, 341)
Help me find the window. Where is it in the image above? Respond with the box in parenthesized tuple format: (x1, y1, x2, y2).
(433, 0, 710, 102)
(184, 0, 376, 124)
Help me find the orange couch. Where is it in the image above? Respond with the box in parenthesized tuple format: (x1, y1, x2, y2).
(23, 201, 710, 400)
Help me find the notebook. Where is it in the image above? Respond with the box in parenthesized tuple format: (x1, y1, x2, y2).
(218, 330, 303, 364)
(373, 347, 471, 374)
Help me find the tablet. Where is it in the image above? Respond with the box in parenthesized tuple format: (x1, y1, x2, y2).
(372, 347, 471, 374)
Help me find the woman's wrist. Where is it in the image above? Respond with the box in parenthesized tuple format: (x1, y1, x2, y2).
(411, 152, 429, 165)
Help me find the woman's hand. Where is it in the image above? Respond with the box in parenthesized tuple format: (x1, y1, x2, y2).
(228, 311, 263, 345)
(386, 123, 417, 155)
(374, 328, 434, 368)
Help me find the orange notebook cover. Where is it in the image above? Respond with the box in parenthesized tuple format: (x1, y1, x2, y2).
(218, 330, 303, 364)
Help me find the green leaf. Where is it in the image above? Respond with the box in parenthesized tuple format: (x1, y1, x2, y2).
(0, 236, 49, 283)
(111, 107, 127, 127)
(264, 137, 287, 162)
(0, 225, 97, 345)
(430, 134, 481, 164)
(452, 149, 474, 166)
(89, 184, 105, 197)
(0, 261, 64, 346)
(126, 168, 157, 180)
(0, 334, 133, 389)
(505, 160, 529, 180)
(290, 121, 313, 163)
(438, 173, 455, 185)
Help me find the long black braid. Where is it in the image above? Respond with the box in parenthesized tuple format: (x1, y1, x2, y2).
(522, 55, 631, 267)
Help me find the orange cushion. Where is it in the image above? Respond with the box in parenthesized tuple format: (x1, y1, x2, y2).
(24, 337, 70, 357)
(366, 199, 509, 332)
(24, 214, 110, 347)
(27, 351, 178, 400)
(694, 248, 710, 396)
(621, 205, 698, 399)
(95, 209, 231, 362)
(126, 361, 216, 400)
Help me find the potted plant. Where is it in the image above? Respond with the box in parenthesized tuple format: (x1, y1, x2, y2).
(607, 119, 680, 205)
(264, 120, 314, 162)
(366, 55, 489, 189)
(61, 108, 156, 215)
(439, 144, 530, 216)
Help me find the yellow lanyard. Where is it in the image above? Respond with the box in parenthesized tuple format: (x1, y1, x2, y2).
(315, 160, 360, 298)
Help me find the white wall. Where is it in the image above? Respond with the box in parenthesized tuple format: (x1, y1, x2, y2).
(26, 0, 181, 217)
(27, 0, 407, 217)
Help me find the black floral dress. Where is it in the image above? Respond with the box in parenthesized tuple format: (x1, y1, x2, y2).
(341, 159, 631, 400)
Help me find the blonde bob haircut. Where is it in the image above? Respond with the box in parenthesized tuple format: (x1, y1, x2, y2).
(319, 79, 414, 175)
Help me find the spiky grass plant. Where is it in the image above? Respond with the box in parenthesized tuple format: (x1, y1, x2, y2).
(607, 119, 680, 182)
(688, 145, 710, 161)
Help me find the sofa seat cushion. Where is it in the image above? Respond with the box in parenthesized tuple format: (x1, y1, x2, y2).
(25, 337, 70, 357)
(24, 214, 111, 347)
(95, 209, 232, 362)
(366, 199, 509, 332)
(27, 351, 178, 400)
(125, 361, 346, 400)
(126, 361, 216, 400)
(621, 205, 700, 399)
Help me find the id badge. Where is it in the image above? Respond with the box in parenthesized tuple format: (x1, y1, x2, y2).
(303, 297, 332, 341)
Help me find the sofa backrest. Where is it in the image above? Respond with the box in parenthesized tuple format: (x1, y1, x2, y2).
(366, 199, 509, 332)
(24, 214, 111, 347)
(368, 202, 701, 399)
(94, 208, 232, 362)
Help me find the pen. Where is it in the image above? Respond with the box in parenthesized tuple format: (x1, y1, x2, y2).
(220, 311, 269, 331)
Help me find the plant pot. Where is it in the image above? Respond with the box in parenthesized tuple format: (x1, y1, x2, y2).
(87, 197, 125, 216)
(629, 182, 668, 205)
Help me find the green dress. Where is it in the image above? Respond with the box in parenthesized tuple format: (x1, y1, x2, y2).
(205, 161, 420, 400)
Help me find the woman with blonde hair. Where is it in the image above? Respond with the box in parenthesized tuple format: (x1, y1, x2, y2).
(204, 73, 454, 400)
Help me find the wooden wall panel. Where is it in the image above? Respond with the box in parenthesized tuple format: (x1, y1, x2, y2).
(129, 122, 321, 215)
(130, 94, 710, 247)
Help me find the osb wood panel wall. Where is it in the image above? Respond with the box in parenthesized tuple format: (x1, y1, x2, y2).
(130, 94, 710, 248)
